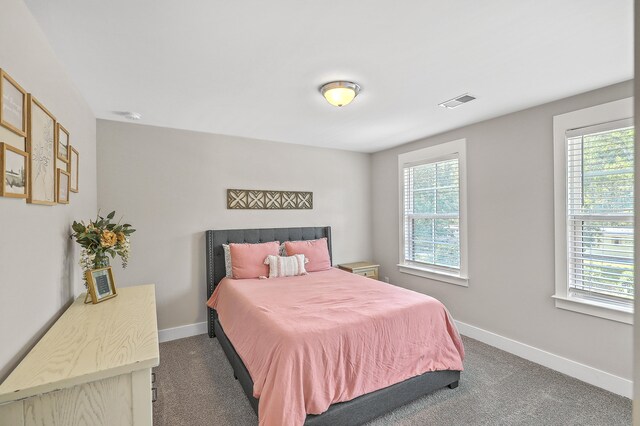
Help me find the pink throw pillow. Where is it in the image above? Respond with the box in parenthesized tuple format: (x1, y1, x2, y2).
(284, 238, 331, 272)
(230, 241, 280, 279)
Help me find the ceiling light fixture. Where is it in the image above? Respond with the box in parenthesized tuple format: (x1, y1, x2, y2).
(320, 81, 361, 107)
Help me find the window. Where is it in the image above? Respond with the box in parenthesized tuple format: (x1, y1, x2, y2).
(566, 121, 634, 302)
(398, 139, 468, 286)
(553, 98, 634, 324)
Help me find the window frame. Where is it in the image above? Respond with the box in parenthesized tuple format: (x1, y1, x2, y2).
(553, 97, 634, 324)
(397, 138, 469, 287)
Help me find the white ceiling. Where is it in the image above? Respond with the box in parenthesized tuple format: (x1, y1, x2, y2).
(24, 0, 633, 153)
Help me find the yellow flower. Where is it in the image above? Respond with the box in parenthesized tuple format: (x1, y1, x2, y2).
(116, 232, 126, 244)
(101, 230, 117, 247)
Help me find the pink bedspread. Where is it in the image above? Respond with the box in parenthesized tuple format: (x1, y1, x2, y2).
(207, 268, 464, 426)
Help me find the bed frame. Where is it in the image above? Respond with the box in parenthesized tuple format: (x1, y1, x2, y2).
(205, 226, 460, 426)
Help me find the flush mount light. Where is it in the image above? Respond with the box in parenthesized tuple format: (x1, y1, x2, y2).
(320, 81, 361, 107)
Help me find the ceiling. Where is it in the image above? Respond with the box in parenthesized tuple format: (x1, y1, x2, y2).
(24, 0, 633, 153)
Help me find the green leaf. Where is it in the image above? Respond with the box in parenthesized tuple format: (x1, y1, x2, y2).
(107, 211, 116, 220)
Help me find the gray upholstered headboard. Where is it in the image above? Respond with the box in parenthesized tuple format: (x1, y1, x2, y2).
(205, 226, 332, 337)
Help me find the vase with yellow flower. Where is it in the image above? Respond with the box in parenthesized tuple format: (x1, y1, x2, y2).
(71, 210, 136, 287)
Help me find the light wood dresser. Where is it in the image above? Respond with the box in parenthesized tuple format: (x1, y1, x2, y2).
(338, 262, 380, 280)
(0, 284, 159, 426)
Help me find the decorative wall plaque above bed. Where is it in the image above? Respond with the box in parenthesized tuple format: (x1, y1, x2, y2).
(227, 189, 313, 209)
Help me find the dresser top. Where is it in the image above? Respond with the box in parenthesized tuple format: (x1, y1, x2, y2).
(0, 284, 159, 403)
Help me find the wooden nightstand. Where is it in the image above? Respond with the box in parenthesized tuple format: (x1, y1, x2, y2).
(338, 262, 380, 280)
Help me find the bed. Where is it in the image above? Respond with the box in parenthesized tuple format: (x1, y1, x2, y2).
(205, 226, 462, 426)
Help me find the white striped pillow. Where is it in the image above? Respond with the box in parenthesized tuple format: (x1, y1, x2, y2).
(264, 254, 308, 278)
(222, 244, 233, 278)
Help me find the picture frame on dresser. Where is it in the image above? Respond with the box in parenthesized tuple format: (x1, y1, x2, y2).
(69, 146, 79, 192)
(57, 123, 70, 163)
(85, 266, 118, 304)
(0, 69, 27, 138)
(0, 142, 29, 199)
(57, 168, 70, 204)
(26, 95, 57, 205)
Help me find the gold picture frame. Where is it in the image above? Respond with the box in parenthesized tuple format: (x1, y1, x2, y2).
(57, 168, 70, 204)
(0, 142, 29, 199)
(57, 123, 70, 163)
(85, 266, 118, 304)
(0, 69, 27, 137)
(27, 95, 57, 205)
(69, 146, 79, 193)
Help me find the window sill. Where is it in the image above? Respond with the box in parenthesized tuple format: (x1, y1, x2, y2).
(552, 295, 633, 325)
(397, 264, 469, 287)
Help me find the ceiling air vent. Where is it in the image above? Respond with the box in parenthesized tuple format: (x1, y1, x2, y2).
(438, 93, 476, 109)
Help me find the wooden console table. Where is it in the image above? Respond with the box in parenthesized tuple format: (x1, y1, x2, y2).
(0, 284, 159, 426)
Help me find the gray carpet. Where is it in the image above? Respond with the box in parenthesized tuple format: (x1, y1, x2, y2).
(152, 335, 631, 425)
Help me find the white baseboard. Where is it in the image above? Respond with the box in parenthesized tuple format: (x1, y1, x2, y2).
(454, 320, 632, 398)
(158, 321, 207, 343)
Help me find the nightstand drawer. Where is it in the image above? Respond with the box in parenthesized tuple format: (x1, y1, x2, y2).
(338, 262, 380, 280)
(355, 268, 378, 279)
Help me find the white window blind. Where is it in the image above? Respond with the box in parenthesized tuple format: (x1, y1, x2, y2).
(402, 156, 460, 271)
(566, 119, 634, 304)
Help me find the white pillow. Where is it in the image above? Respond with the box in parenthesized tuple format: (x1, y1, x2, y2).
(222, 244, 233, 278)
(264, 254, 308, 278)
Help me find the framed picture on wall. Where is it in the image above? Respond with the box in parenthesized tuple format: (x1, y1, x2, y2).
(0, 142, 29, 198)
(57, 168, 70, 204)
(69, 146, 79, 192)
(57, 123, 69, 163)
(85, 267, 117, 304)
(27, 95, 56, 205)
(0, 69, 27, 137)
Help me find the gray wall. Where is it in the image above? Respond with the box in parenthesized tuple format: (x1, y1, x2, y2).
(96, 120, 372, 331)
(0, 0, 97, 380)
(371, 80, 634, 380)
